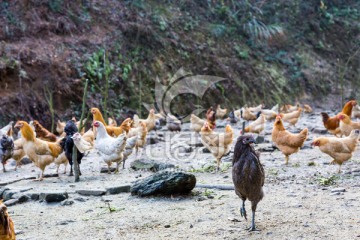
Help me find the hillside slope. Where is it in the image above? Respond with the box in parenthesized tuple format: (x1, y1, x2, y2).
(0, 0, 359, 127)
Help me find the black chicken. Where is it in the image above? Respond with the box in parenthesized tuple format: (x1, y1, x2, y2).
(232, 135, 265, 231)
(60, 120, 83, 176)
(0, 135, 14, 172)
(228, 111, 238, 124)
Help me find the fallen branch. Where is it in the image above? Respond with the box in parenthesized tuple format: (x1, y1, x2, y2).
(195, 184, 234, 190)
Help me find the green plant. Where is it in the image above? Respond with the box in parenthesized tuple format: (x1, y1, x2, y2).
(317, 175, 339, 186)
(85, 49, 114, 120)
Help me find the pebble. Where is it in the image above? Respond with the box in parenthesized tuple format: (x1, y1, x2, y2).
(331, 188, 346, 193)
(76, 189, 106, 196)
(61, 200, 74, 206)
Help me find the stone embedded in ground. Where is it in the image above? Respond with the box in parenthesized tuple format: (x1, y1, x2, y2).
(130, 159, 175, 172)
(202, 147, 211, 153)
(147, 136, 160, 145)
(186, 138, 204, 147)
(0, 187, 9, 199)
(20, 157, 32, 165)
(257, 144, 276, 152)
(2, 190, 18, 201)
(4, 199, 19, 206)
(178, 144, 193, 153)
(255, 135, 265, 144)
(331, 188, 346, 193)
(76, 189, 106, 196)
(100, 167, 116, 173)
(311, 128, 328, 134)
(17, 194, 29, 203)
(28, 193, 40, 201)
(61, 200, 74, 206)
(106, 185, 131, 195)
(39, 192, 68, 203)
(131, 171, 196, 197)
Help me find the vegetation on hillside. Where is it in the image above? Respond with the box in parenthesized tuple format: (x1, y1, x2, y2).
(0, 0, 359, 127)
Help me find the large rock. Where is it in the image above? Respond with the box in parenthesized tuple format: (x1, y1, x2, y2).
(39, 192, 68, 203)
(131, 171, 196, 197)
(130, 159, 175, 172)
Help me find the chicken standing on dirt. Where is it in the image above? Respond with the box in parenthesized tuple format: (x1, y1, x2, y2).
(200, 122, 233, 171)
(14, 121, 63, 180)
(1, 135, 14, 172)
(312, 129, 360, 173)
(271, 115, 308, 165)
(232, 135, 264, 231)
(93, 121, 127, 173)
(0, 200, 16, 240)
(60, 120, 83, 176)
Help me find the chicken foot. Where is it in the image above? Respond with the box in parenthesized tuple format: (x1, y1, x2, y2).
(285, 155, 289, 165)
(246, 202, 260, 232)
(240, 200, 247, 220)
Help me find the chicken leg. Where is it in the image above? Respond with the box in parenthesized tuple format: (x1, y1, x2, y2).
(246, 201, 260, 232)
(2, 163, 6, 172)
(285, 155, 289, 165)
(240, 200, 247, 220)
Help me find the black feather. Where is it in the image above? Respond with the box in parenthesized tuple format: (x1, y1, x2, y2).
(232, 135, 265, 230)
(62, 120, 83, 175)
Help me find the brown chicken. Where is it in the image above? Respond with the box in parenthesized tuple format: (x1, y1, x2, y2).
(108, 117, 117, 127)
(352, 105, 360, 119)
(200, 122, 233, 171)
(91, 107, 132, 136)
(0, 200, 16, 240)
(14, 121, 63, 180)
(32, 120, 57, 142)
(133, 109, 157, 132)
(338, 113, 360, 136)
(128, 121, 148, 157)
(232, 135, 264, 231)
(279, 108, 302, 126)
(243, 114, 266, 134)
(206, 107, 216, 129)
(272, 116, 308, 165)
(215, 105, 227, 119)
(56, 120, 66, 135)
(240, 108, 257, 121)
(321, 100, 357, 137)
(248, 104, 264, 114)
(280, 104, 299, 113)
(260, 108, 277, 120)
(190, 114, 205, 133)
(11, 138, 26, 170)
(303, 104, 313, 113)
(312, 129, 359, 173)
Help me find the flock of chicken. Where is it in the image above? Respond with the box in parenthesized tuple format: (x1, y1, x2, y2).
(1, 100, 360, 237)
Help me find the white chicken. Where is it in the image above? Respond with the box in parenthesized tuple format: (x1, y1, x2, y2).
(72, 132, 93, 154)
(93, 121, 127, 173)
(0, 121, 13, 136)
(122, 135, 138, 169)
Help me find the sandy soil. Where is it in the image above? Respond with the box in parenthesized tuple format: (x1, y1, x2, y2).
(2, 110, 360, 240)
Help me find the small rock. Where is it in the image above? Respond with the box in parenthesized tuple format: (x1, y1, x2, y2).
(190, 224, 193, 228)
(29, 193, 40, 201)
(76, 190, 106, 196)
(4, 199, 19, 206)
(331, 188, 346, 193)
(330, 192, 340, 196)
(130, 159, 175, 172)
(74, 197, 86, 202)
(164, 225, 171, 228)
(106, 185, 131, 195)
(57, 220, 75, 225)
(311, 128, 328, 134)
(100, 167, 116, 173)
(255, 135, 265, 144)
(147, 136, 160, 145)
(2, 190, 18, 201)
(39, 192, 68, 203)
(61, 200, 74, 206)
(202, 148, 211, 153)
(20, 157, 32, 165)
(17, 195, 29, 203)
(196, 197, 206, 202)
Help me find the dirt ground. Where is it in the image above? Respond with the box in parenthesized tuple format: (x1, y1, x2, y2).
(2, 110, 360, 240)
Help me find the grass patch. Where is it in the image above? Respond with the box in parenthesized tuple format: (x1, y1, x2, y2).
(308, 161, 316, 166)
(317, 175, 339, 186)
